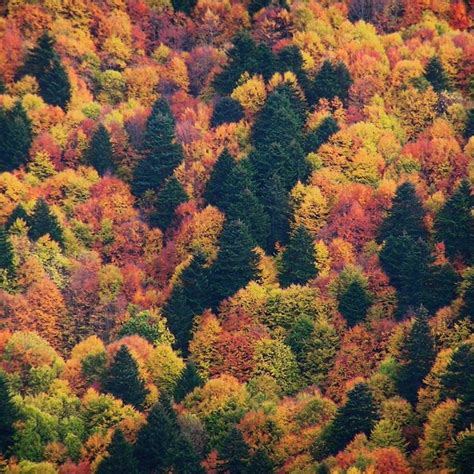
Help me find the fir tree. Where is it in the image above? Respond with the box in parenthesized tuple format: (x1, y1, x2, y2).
(132, 98, 183, 197)
(28, 199, 64, 246)
(434, 180, 474, 264)
(424, 56, 450, 92)
(460, 270, 474, 322)
(174, 362, 204, 403)
(6, 204, 29, 230)
(104, 345, 148, 410)
(219, 427, 250, 474)
(21, 33, 71, 109)
(171, 0, 197, 15)
(97, 430, 139, 474)
(246, 449, 274, 473)
(465, 108, 474, 139)
(396, 310, 435, 405)
(0, 371, 17, 456)
(279, 225, 317, 287)
(210, 97, 244, 128)
(248, 0, 271, 15)
(305, 115, 339, 153)
(0, 103, 32, 172)
(171, 435, 204, 474)
(338, 280, 372, 327)
(204, 149, 236, 207)
(451, 432, 474, 474)
(150, 176, 188, 230)
(423, 263, 459, 315)
(0, 227, 15, 278)
(311, 60, 352, 105)
(85, 125, 115, 176)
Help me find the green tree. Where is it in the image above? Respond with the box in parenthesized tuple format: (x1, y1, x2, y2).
(338, 280, 372, 327)
(0, 226, 15, 278)
(171, 435, 204, 474)
(103, 345, 148, 410)
(171, 0, 197, 14)
(6, 204, 29, 230)
(311, 60, 352, 105)
(305, 115, 340, 153)
(435, 180, 473, 264)
(465, 109, 474, 139)
(279, 225, 317, 287)
(460, 269, 474, 322)
(211, 98, 244, 128)
(423, 263, 459, 315)
(424, 56, 450, 92)
(397, 310, 435, 405)
(246, 449, 274, 473)
(150, 176, 188, 230)
(174, 362, 204, 403)
(21, 33, 71, 109)
(0, 103, 32, 172)
(204, 149, 236, 207)
(219, 427, 250, 474)
(0, 371, 18, 456)
(85, 124, 115, 176)
(132, 98, 183, 197)
(28, 199, 64, 246)
(97, 430, 139, 474)
(451, 432, 474, 474)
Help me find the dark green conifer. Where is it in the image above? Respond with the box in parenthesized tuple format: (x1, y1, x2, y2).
(423, 263, 459, 315)
(28, 198, 64, 246)
(85, 125, 115, 176)
(465, 108, 474, 139)
(219, 427, 250, 474)
(246, 449, 274, 473)
(150, 176, 188, 230)
(171, 435, 204, 474)
(451, 432, 474, 474)
(6, 204, 29, 230)
(174, 362, 204, 403)
(424, 56, 450, 92)
(460, 270, 474, 322)
(0, 371, 18, 456)
(210, 98, 244, 128)
(338, 280, 372, 327)
(204, 149, 236, 207)
(305, 116, 339, 153)
(0, 227, 15, 278)
(97, 430, 139, 474)
(171, 0, 197, 15)
(311, 60, 352, 105)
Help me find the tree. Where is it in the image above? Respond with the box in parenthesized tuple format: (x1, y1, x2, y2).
(305, 116, 340, 153)
(28, 199, 64, 246)
(435, 180, 473, 264)
(247, 449, 274, 473)
(423, 264, 459, 315)
(219, 427, 250, 474)
(397, 310, 435, 405)
(150, 176, 188, 230)
(211, 97, 244, 127)
(171, 0, 197, 15)
(21, 33, 71, 109)
(279, 225, 317, 287)
(85, 125, 115, 176)
(97, 430, 139, 474)
(103, 345, 148, 410)
(465, 109, 474, 139)
(204, 149, 236, 207)
(311, 60, 352, 106)
(424, 56, 450, 92)
(460, 269, 474, 322)
(338, 280, 372, 327)
(0, 226, 15, 278)
(451, 432, 474, 474)
(0, 371, 18, 456)
(132, 98, 183, 197)
(171, 435, 204, 474)
(0, 103, 32, 172)
(6, 204, 29, 230)
(174, 362, 204, 403)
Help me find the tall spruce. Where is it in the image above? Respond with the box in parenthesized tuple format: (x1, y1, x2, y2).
(6, 204, 29, 230)
(85, 125, 115, 176)
(210, 97, 244, 128)
(21, 33, 71, 109)
(460, 270, 474, 322)
(204, 149, 236, 207)
(424, 56, 450, 92)
(423, 263, 459, 315)
(305, 115, 339, 153)
(97, 430, 139, 474)
(0, 227, 15, 278)
(338, 280, 372, 327)
(171, 0, 197, 15)
(173, 362, 204, 403)
(132, 98, 183, 197)
(219, 427, 250, 474)
(452, 433, 474, 474)
(104, 345, 148, 410)
(247, 449, 275, 473)
(28, 199, 64, 246)
(279, 225, 317, 287)
(311, 60, 352, 105)
(0, 371, 17, 456)
(465, 108, 474, 139)
(150, 176, 188, 230)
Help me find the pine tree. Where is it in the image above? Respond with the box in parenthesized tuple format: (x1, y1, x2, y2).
(465, 108, 474, 139)
(423, 263, 459, 315)
(171, 0, 197, 15)
(338, 280, 372, 327)
(311, 60, 352, 105)
(460, 270, 474, 322)
(305, 115, 339, 153)
(85, 125, 115, 176)
(174, 362, 204, 403)
(0, 371, 17, 456)
(21, 33, 71, 109)
(28, 199, 64, 246)
(104, 345, 148, 410)
(424, 56, 450, 92)
(171, 435, 204, 474)
(0, 227, 15, 278)
(209, 220, 258, 307)
(211, 97, 244, 128)
(0, 103, 32, 172)
(97, 430, 139, 474)
(279, 225, 317, 287)
(150, 176, 188, 230)
(247, 449, 274, 473)
(396, 310, 435, 405)
(434, 180, 474, 264)
(6, 204, 29, 230)
(204, 149, 236, 207)
(219, 427, 250, 474)
(132, 98, 183, 197)
(451, 432, 474, 474)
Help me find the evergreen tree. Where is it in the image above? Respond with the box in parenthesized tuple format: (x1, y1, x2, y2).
(219, 427, 250, 474)
(460, 270, 474, 322)
(21, 33, 71, 109)
(338, 280, 372, 327)
(312, 383, 378, 460)
(0, 371, 17, 456)
(171, 0, 197, 15)
(311, 60, 352, 105)
(85, 125, 115, 176)
(396, 310, 435, 405)
(211, 97, 244, 128)
(6, 204, 29, 230)
(132, 98, 183, 197)
(97, 430, 139, 474)
(28, 199, 64, 246)
(104, 345, 148, 410)
(434, 180, 474, 264)
(279, 225, 317, 287)
(171, 435, 204, 474)
(209, 220, 258, 307)
(465, 108, 474, 139)
(0, 227, 15, 278)
(248, 0, 271, 15)
(424, 56, 450, 92)
(204, 149, 236, 207)
(423, 263, 459, 315)
(305, 115, 339, 153)
(0, 103, 32, 172)
(173, 362, 204, 403)
(451, 432, 474, 474)
(150, 176, 188, 230)
(246, 449, 274, 473)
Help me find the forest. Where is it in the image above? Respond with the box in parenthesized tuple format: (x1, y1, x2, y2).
(0, 0, 473, 472)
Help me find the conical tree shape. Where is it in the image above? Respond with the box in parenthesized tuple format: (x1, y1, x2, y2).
(21, 33, 71, 109)
(424, 56, 450, 92)
(338, 280, 372, 327)
(423, 263, 459, 315)
(97, 430, 139, 474)
(171, 0, 197, 15)
(397, 310, 435, 405)
(132, 98, 183, 197)
(204, 149, 236, 207)
(0, 371, 18, 456)
(85, 125, 115, 176)
(0, 227, 15, 277)
(247, 449, 275, 473)
(452, 433, 474, 474)
(311, 60, 352, 105)
(219, 427, 250, 474)
(104, 345, 148, 410)
(150, 176, 188, 230)
(465, 108, 474, 139)
(6, 204, 29, 230)
(435, 180, 474, 263)
(305, 115, 339, 153)
(171, 435, 204, 474)
(28, 199, 64, 246)
(460, 270, 474, 322)
(211, 98, 244, 128)
(279, 225, 317, 287)
(174, 362, 204, 403)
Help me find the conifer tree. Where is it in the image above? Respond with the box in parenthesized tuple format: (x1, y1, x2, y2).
(305, 115, 339, 153)
(150, 176, 188, 230)
(171, 435, 204, 474)
(465, 108, 474, 139)
(434, 180, 473, 264)
(0, 227, 15, 278)
(219, 427, 250, 474)
(311, 60, 352, 105)
(460, 270, 474, 322)
(171, 0, 197, 15)
(424, 56, 450, 92)
(279, 225, 317, 287)
(21, 33, 71, 109)
(28, 199, 64, 246)
(97, 430, 139, 474)
(6, 204, 29, 230)
(85, 125, 115, 176)
(247, 449, 274, 473)
(396, 310, 435, 405)
(338, 280, 372, 327)
(204, 149, 236, 207)
(423, 263, 459, 315)
(0, 371, 17, 456)
(132, 98, 183, 197)
(0, 103, 32, 172)
(104, 345, 148, 410)
(174, 362, 204, 403)
(451, 432, 474, 474)
(211, 98, 244, 128)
